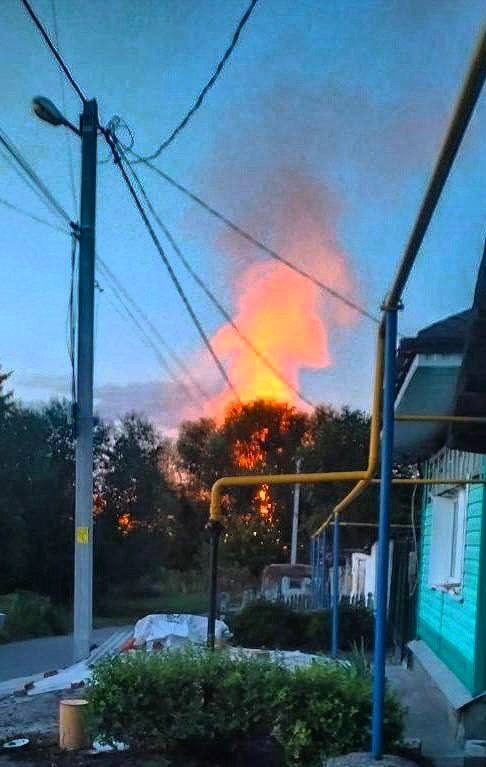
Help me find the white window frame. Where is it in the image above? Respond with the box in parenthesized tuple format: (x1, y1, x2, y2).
(428, 486, 467, 596)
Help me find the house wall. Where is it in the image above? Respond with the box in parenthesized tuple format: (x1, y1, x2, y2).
(417, 479, 485, 694)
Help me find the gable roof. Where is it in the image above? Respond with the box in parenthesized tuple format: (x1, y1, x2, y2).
(394, 240, 486, 458)
(448, 247, 486, 452)
(395, 310, 470, 397)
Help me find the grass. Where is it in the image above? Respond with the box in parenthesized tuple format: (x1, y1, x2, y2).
(94, 591, 208, 627)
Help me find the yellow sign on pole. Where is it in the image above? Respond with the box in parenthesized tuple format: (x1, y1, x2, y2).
(76, 527, 89, 544)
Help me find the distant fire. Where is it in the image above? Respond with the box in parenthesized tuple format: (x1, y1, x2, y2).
(257, 484, 272, 517)
(232, 426, 269, 470)
(201, 172, 357, 421)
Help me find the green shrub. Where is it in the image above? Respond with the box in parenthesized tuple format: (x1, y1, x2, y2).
(1, 591, 69, 641)
(85, 649, 279, 755)
(229, 601, 375, 652)
(228, 600, 303, 649)
(85, 649, 403, 766)
(274, 662, 402, 766)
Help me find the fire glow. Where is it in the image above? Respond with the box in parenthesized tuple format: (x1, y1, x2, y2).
(202, 173, 357, 420)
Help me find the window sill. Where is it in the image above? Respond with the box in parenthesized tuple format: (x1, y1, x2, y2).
(430, 583, 463, 601)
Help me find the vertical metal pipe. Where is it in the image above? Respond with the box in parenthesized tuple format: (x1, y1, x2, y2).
(73, 99, 98, 663)
(207, 522, 222, 649)
(371, 309, 398, 759)
(290, 457, 302, 565)
(331, 516, 340, 657)
(321, 531, 327, 608)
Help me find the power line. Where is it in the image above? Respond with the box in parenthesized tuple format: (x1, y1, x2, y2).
(129, 157, 380, 324)
(0, 126, 73, 224)
(133, 0, 259, 160)
(20, 0, 87, 103)
(0, 145, 64, 222)
(122, 155, 316, 410)
(102, 128, 240, 402)
(97, 263, 199, 406)
(51, 0, 78, 215)
(97, 257, 209, 401)
(0, 183, 208, 406)
(0, 196, 70, 234)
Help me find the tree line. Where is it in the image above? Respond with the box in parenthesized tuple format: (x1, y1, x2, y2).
(0, 366, 413, 603)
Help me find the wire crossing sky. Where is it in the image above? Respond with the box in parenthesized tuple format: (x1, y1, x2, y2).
(1, 1, 484, 430)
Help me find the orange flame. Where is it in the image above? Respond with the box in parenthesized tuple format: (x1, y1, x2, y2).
(201, 174, 356, 420)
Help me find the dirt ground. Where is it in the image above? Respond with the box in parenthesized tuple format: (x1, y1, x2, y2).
(0, 693, 283, 767)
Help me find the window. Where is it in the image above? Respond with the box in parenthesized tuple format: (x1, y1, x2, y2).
(428, 487, 466, 593)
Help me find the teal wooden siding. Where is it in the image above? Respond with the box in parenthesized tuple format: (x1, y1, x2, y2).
(417, 483, 485, 694)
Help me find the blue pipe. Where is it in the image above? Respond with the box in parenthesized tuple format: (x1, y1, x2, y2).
(321, 530, 327, 609)
(310, 536, 316, 607)
(317, 533, 323, 607)
(331, 516, 340, 657)
(371, 308, 398, 759)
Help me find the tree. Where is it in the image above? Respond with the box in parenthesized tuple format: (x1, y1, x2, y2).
(94, 415, 179, 594)
(178, 400, 310, 574)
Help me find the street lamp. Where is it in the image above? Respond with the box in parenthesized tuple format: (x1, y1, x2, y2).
(32, 96, 80, 136)
(33, 95, 98, 663)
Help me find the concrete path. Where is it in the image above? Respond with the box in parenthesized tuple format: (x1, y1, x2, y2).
(387, 662, 465, 766)
(0, 627, 127, 682)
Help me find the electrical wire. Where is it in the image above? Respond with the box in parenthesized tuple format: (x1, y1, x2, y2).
(51, 0, 78, 215)
(0, 127, 73, 224)
(97, 263, 199, 406)
(0, 145, 67, 223)
(0, 196, 70, 235)
(120, 152, 316, 409)
(129, 157, 380, 324)
(20, 0, 87, 103)
(0, 182, 206, 407)
(97, 256, 209, 401)
(102, 127, 241, 402)
(133, 0, 259, 160)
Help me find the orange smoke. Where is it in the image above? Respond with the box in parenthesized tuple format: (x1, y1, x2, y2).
(201, 172, 357, 420)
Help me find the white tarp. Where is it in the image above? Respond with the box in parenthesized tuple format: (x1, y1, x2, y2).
(133, 613, 230, 648)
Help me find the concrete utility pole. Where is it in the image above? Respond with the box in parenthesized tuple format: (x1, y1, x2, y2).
(290, 457, 302, 565)
(73, 99, 98, 662)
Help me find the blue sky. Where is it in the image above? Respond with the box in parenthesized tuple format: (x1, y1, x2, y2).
(1, 0, 484, 429)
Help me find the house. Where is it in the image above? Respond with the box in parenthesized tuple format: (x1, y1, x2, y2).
(261, 563, 312, 607)
(394, 242, 486, 739)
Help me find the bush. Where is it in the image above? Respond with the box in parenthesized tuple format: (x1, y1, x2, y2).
(85, 649, 279, 755)
(274, 662, 402, 766)
(229, 600, 375, 652)
(228, 600, 303, 650)
(1, 591, 69, 641)
(85, 649, 403, 766)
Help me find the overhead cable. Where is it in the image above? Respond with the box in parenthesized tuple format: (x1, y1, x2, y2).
(130, 157, 380, 324)
(122, 154, 316, 409)
(0, 185, 205, 406)
(0, 196, 70, 234)
(97, 257, 209, 401)
(97, 262, 199, 406)
(0, 127, 73, 224)
(133, 0, 259, 160)
(51, 0, 78, 214)
(102, 129, 240, 402)
(20, 0, 87, 103)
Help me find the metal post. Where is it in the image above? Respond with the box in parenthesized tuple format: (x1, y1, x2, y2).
(290, 457, 302, 565)
(310, 538, 315, 606)
(73, 99, 98, 662)
(321, 530, 327, 608)
(207, 521, 222, 649)
(371, 308, 398, 760)
(331, 516, 340, 657)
